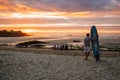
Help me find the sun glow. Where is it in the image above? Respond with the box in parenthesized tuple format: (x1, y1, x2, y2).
(22, 29, 39, 33)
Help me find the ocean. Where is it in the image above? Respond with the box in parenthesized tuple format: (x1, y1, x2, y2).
(0, 33, 119, 46)
(0, 26, 119, 45)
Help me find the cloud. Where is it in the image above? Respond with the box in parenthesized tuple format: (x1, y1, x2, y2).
(14, 0, 116, 12)
(0, 0, 39, 12)
(104, 0, 120, 10)
(0, 0, 120, 12)
(0, 0, 120, 26)
(0, 14, 120, 26)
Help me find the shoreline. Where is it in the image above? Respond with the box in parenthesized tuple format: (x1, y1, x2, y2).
(0, 46, 120, 57)
(0, 37, 120, 57)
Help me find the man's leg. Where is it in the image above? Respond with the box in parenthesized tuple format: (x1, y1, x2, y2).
(86, 47, 90, 59)
(87, 52, 90, 58)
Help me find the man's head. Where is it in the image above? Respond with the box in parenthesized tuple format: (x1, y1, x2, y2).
(86, 33, 89, 37)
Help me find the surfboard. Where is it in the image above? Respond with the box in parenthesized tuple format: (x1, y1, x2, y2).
(91, 26, 100, 61)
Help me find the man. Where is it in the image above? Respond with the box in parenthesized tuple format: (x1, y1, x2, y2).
(84, 33, 91, 60)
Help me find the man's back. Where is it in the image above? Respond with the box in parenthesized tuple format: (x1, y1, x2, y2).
(84, 37, 91, 47)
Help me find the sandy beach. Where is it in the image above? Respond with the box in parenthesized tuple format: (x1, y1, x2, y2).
(0, 38, 120, 80)
(0, 45, 120, 80)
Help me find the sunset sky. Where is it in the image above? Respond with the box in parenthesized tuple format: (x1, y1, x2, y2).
(0, 0, 120, 36)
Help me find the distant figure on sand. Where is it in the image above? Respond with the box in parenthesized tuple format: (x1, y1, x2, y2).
(84, 33, 91, 60)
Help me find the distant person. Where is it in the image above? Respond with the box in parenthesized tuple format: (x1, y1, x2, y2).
(54, 45, 57, 50)
(65, 44, 68, 50)
(84, 33, 91, 60)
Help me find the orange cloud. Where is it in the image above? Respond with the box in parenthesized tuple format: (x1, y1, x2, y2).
(48, 6, 58, 12)
(55, 12, 96, 18)
(0, 0, 9, 4)
(0, 0, 15, 12)
(0, 5, 8, 11)
(57, 10, 120, 18)
(15, 4, 39, 13)
(0, 1, 39, 13)
(0, 0, 120, 18)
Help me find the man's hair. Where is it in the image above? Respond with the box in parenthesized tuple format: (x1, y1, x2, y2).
(86, 33, 89, 37)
